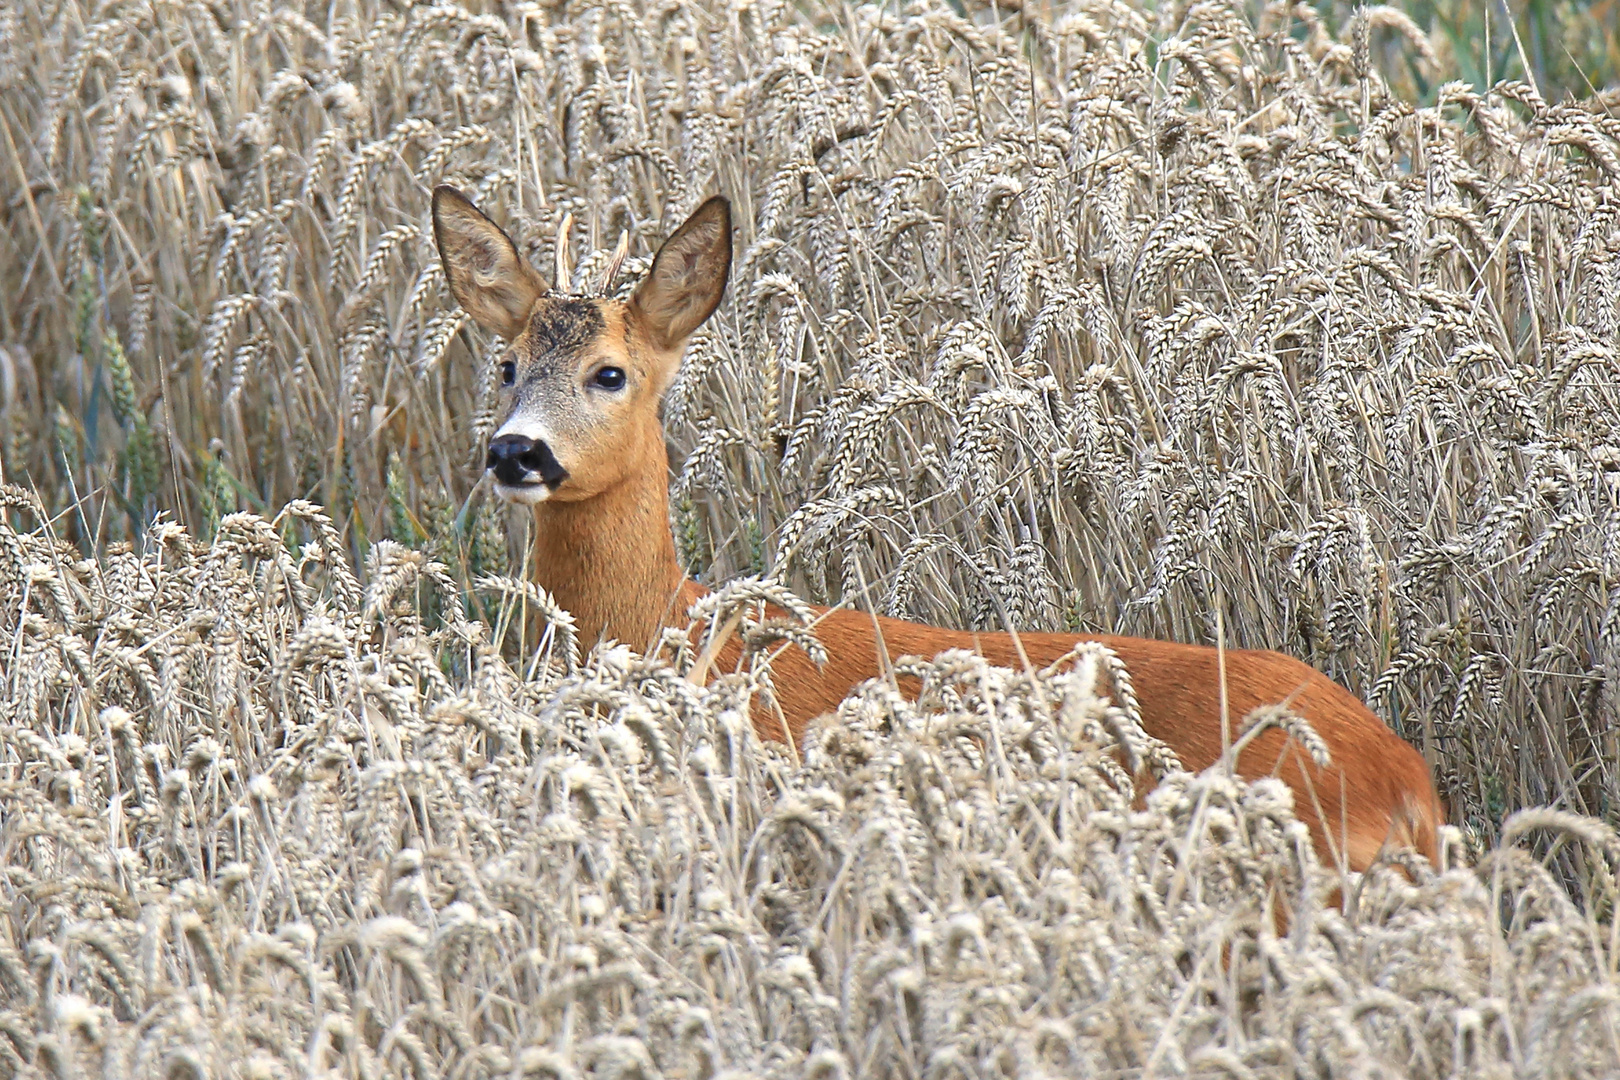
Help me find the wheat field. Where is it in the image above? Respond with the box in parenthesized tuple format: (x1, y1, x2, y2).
(3, 0, 1620, 1073)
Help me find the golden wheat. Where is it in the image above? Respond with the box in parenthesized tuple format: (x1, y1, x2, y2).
(4, 0, 1620, 1071)
(3, 493, 1618, 1076)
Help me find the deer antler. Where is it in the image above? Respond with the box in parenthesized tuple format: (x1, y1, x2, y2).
(600, 229, 630, 294)
(553, 210, 574, 291)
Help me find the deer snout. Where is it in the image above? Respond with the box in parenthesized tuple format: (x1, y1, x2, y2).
(486, 434, 569, 488)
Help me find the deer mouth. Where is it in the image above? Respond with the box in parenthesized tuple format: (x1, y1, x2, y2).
(491, 478, 555, 505)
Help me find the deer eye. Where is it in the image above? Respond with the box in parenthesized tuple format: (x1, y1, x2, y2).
(592, 366, 627, 391)
(499, 360, 516, 387)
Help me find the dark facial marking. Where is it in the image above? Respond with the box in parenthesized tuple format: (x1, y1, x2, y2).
(524, 297, 606, 361)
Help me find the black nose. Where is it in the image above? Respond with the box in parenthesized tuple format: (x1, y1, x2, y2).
(486, 434, 569, 488)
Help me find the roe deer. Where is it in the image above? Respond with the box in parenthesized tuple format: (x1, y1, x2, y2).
(432, 186, 1443, 873)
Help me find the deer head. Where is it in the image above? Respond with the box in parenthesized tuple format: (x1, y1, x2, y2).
(431, 186, 732, 505)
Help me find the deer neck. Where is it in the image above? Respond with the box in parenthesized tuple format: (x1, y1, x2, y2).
(528, 438, 690, 653)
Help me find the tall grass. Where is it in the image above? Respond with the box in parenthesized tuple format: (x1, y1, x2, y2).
(1305, 0, 1620, 102)
(2, 0, 1620, 1069)
(3, 491, 1620, 1076)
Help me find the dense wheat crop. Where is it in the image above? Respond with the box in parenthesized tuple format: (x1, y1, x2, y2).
(3, 491, 1620, 1077)
(3, 0, 1620, 1073)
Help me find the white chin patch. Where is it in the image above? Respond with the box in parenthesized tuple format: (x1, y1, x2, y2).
(493, 480, 552, 506)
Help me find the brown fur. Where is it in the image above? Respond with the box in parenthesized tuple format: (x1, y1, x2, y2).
(697, 597, 1442, 872)
(433, 187, 1444, 874)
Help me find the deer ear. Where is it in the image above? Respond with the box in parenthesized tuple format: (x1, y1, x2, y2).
(432, 185, 547, 340)
(630, 196, 731, 352)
